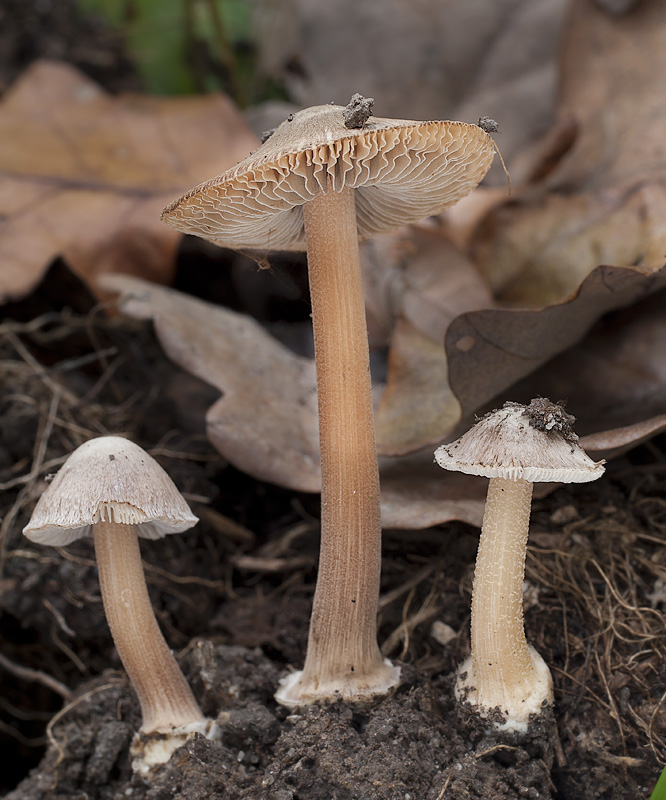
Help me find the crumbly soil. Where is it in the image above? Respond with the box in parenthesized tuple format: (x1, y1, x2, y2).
(1, 5, 665, 799)
(4, 643, 560, 800)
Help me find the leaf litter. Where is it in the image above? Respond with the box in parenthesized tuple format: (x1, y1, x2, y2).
(0, 59, 258, 303)
(2, 1, 666, 798)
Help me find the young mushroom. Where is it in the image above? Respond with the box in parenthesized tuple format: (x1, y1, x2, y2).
(161, 96, 496, 706)
(23, 436, 218, 773)
(435, 399, 605, 731)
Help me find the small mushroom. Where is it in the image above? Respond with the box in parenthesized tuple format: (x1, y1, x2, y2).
(23, 436, 218, 773)
(435, 399, 605, 732)
(162, 97, 496, 707)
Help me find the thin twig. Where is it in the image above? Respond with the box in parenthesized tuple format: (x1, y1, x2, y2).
(0, 651, 71, 701)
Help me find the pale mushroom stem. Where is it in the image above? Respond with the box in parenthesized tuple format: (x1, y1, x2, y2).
(93, 520, 205, 731)
(467, 476, 551, 718)
(282, 183, 395, 701)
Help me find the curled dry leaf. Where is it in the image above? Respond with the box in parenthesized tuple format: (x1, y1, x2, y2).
(510, 288, 666, 456)
(447, 264, 666, 421)
(368, 227, 494, 455)
(104, 271, 666, 529)
(379, 453, 486, 530)
(581, 416, 666, 461)
(474, 0, 666, 305)
(102, 274, 495, 529)
(0, 60, 258, 303)
(100, 274, 320, 493)
(474, 178, 666, 307)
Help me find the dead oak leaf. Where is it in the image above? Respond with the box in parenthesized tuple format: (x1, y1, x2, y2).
(0, 60, 259, 303)
(383, 281, 666, 527)
(581, 416, 666, 462)
(508, 288, 666, 451)
(102, 274, 496, 529)
(472, 1, 666, 306)
(379, 453, 486, 529)
(474, 177, 666, 307)
(368, 227, 494, 456)
(100, 273, 320, 493)
(553, 0, 666, 194)
(447, 263, 666, 421)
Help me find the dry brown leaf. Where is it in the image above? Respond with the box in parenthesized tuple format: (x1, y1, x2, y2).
(100, 274, 320, 493)
(104, 272, 666, 530)
(369, 228, 493, 455)
(508, 289, 666, 451)
(474, 173, 666, 307)
(553, 0, 666, 193)
(581, 416, 666, 461)
(447, 263, 666, 421)
(102, 274, 494, 529)
(473, 0, 666, 305)
(0, 60, 258, 303)
(379, 453, 486, 529)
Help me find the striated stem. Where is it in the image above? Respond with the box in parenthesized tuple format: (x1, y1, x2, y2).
(276, 185, 398, 704)
(471, 477, 535, 695)
(93, 521, 204, 732)
(457, 477, 552, 729)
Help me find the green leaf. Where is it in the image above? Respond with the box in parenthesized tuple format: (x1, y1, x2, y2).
(650, 765, 666, 800)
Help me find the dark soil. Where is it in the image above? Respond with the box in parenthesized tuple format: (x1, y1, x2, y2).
(3, 643, 560, 800)
(1, 4, 666, 799)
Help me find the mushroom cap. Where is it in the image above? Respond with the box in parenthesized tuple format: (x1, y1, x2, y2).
(161, 103, 495, 251)
(23, 437, 198, 546)
(435, 401, 606, 483)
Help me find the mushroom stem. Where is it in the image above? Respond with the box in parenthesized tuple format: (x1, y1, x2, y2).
(93, 520, 205, 731)
(277, 184, 397, 703)
(472, 478, 534, 689)
(458, 477, 552, 728)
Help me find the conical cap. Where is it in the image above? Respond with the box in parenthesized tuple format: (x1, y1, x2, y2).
(435, 401, 605, 483)
(23, 437, 198, 545)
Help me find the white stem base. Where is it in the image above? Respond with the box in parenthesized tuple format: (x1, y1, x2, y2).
(455, 645, 553, 733)
(275, 659, 400, 708)
(130, 718, 222, 775)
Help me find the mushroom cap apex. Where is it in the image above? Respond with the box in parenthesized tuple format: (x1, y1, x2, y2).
(435, 400, 605, 483)
(23, 436, 198, 545)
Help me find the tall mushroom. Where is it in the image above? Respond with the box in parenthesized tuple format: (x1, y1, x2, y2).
(23, 436, 218, 772)
(435, 399, 605, 731)
(161, 95, 496, 706)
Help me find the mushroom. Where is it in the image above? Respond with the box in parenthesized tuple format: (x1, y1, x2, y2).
(23, 436, 218, 772)
(161, 96, 496, 706)
(435, 399, 605, 731)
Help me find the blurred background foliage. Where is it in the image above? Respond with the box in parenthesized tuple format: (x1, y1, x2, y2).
(76, 0, 282, 104)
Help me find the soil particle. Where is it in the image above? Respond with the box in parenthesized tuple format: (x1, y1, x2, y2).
(478, 116, 499, 133)
(220, 703, 281, 749)
(84, 720, 133, 784)
(343, 93, 375, 129)
(522, 397, 577, 442)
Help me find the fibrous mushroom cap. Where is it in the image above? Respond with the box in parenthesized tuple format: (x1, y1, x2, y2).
(435, 400, 606, 483)
(23, 436, 198, 546)
(161, 103, 495, 251)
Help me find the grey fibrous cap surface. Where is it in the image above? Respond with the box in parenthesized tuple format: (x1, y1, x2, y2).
(23, 437, 198, 546)
(161, 104, 495, 251)
(435, 401, 606, 483)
